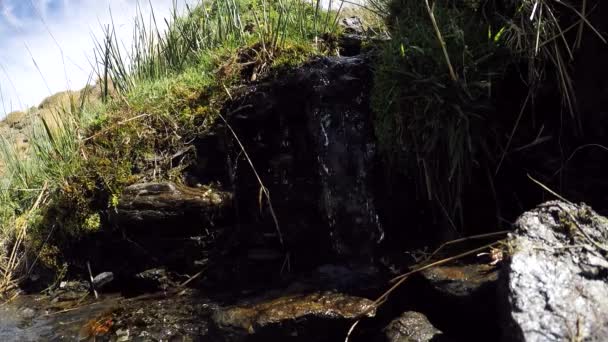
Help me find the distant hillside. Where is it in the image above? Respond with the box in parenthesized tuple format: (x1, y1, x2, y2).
(0, 84, 106, 173)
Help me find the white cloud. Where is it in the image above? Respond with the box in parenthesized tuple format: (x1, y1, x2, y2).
(0, 0, 195, 117)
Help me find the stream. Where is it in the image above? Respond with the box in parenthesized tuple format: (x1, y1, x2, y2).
(0, 290, 214, 341)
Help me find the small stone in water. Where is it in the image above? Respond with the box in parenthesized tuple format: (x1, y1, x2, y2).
(116, 328, 129, 342)
(92, 272, 114, 289)
(21, 308, 35, 320)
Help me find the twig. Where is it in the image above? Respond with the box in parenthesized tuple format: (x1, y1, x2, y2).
(527, 174, 572, 204)
(87, 261, 98, 299)
(424, 230, 509, 262)
(551, 144, 608, 177)
(1, 183, 48, 293)
(575, 0, 587, 49)
(82, 113, 150, 142)
(390, 242, 499, 283)
(344, 319, 361, 342)
(345, 241, 500, 339)
(424, 0, 457, 82)
(178, 268, 206, 288)
(495, 91, 531, 175)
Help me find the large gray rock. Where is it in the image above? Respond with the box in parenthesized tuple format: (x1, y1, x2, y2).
(383, 311, 446, 342)
(500, 201, 608, 341)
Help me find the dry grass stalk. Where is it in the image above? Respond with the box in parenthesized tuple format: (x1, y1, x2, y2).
(424, 0, 457, 82)
(219, 110, 284, 246)
(0, 183, 48, 296)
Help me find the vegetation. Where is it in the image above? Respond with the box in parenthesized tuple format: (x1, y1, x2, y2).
(0, 0, 601, 295)
(0, 0, 345, 292)
(370, 0, 601, 230)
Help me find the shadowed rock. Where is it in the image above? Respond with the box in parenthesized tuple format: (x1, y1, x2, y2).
(212, 291, 375, 341)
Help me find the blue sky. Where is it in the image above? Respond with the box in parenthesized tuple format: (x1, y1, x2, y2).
(0, 0, 193, 117)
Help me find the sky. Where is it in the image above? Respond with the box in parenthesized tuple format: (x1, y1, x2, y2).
(0, 0, 194, 117)
(0, 0, 361, 118)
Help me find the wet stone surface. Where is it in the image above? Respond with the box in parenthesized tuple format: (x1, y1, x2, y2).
(500, 201, 608, 342)
(211, 291, 376, 341)
(382, 311, 446, 342)
(413, 262, 500, 340)
(421, 263, 498, 298)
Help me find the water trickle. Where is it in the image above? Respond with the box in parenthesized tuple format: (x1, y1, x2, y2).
(313, 103, 384, 257)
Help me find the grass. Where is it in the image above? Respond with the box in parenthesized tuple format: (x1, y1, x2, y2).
(0, 0, 345, 295)
(370, 0, 602, 231)
(372, 0, 505, 228)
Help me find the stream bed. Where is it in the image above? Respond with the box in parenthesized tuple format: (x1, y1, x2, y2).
(0, 289, 214, 341)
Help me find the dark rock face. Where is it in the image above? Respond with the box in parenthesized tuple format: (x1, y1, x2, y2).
(92, 272, 114, 289)
(500, 201, 608, 342)
(211, 291, 375, 341)
(382, 311, 446, 342)
(226, 55, 383, 261)
(421, 264, 498, 298)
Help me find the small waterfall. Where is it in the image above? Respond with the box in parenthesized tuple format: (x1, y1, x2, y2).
(310, 57, 384, 258)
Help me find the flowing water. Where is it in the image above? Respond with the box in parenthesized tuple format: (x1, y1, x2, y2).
(0, 289, 214, 341)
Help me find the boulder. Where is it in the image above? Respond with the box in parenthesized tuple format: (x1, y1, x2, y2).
(383, 311, 446, 342)
(500, 201, 608, 341)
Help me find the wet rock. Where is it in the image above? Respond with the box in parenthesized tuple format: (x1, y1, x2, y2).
(227, 55, 383, 261)
(500, 201, 608, 342)
(93, 272, 114, 289)
(111, 182, 233, 232)
(421, 263, 498, 298)
(383, 311, 446, 342)
(211, 291, 375, 341)
(415, 263, 500, 340)
(134, 268, 175, 292)
(342, 17, 365, 35)
(52, 280, 90, 301)
(20, 308, 36, 320)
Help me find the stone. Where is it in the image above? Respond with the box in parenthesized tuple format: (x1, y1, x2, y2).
(421, 263, 498, 298)
(415, 263, 500, 340)
(341, 16, 365, 35)
(500, 201, 608, 341)
(383, 311, 446, 342)
(20, 308, 36, 320)
(92, 272, 114, 289)
(111, 182, 232, 232)
(211, 291, 375, 341)
(134, 268, 174, 292)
